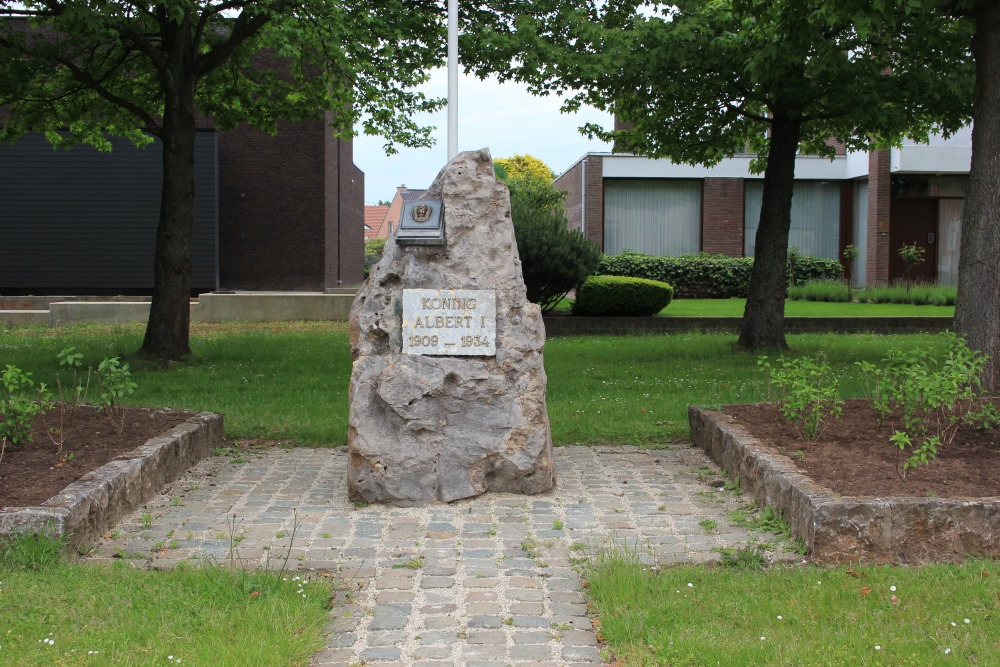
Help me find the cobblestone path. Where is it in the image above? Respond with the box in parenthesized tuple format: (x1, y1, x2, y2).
(90, 445, 781, 666)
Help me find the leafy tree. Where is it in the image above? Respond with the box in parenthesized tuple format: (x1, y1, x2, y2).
(0, 1, 445, 361)
(463, 0, 973, 350)
(495, 154, 555, 183)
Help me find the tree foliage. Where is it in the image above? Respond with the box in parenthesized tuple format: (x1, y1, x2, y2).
(463, 0, 974, 349)
(495, 154, 555, 183)
(0, 0, 446, 360)
(496, 160, 599, 312)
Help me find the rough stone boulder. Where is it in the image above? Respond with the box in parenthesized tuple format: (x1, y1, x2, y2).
(347, 149, 555, 505)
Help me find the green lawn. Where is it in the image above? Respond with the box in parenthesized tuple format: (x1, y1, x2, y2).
(665, 298, 954, 318)
(0, 534, 331, 666)
(551, 297, 955, 317)
(0, 322, 950, 444)
(587, 550, 998, 666)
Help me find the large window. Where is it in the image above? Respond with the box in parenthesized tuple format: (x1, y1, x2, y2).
(744, 181, 840, 259)
(938, 199, 963, 286)
(604, 180, 701, 255)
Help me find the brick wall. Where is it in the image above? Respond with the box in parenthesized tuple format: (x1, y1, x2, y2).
(702, 178, 744, 256)
(218, 120, 327, 290)
(867, 149, 891, 285)
(554, 156, 606, 250)
(332, 129, 365, 287)
(554, 161, 583, 233)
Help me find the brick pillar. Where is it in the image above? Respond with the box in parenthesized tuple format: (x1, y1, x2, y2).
(867, 149, 891, 285)
(702, 178, 745, 256)
(584, 156, 604, 251)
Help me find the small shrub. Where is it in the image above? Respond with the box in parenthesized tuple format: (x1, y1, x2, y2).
(511, 191, 602, 312)
(897, 243, 926, 296)
(1, 364, 51, 464)
(572, 275, 673, 316)
(855, 332, 998, 476)
(96, 356, 137, 433)
(759, 353, 843, 441)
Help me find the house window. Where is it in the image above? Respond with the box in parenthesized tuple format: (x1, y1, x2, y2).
(744, 181, 840, 259)
(938, 199, 963, 286)
(604, 179, 701, 256)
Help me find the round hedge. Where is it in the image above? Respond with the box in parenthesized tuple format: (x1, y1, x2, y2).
(572, 275, 674, 316)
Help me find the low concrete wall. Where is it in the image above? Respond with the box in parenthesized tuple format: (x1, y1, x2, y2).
(0, 411, 223, 549)
(194, 292, 354, 322)
(49, 301, 152, 327)
(689, 405, 999, 564)
(543, 315, 953, 336)
(0, 310, 50, 327)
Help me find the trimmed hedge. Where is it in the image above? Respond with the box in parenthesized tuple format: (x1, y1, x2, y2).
(572, 275, 674, 316)
(597, 251, 843, 299)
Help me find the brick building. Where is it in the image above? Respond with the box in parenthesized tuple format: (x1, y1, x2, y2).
(0, 119, 365, 295)
(554, 127, 972, 286)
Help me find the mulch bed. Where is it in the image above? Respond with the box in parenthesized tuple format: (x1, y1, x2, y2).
(1, 405, 194, 509)
(723, 398, 1000, 499)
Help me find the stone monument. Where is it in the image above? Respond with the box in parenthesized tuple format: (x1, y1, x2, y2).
(347, 149, 555, 505)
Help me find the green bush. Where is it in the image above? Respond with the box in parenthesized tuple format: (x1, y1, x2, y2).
(364, 237, 387, 277)
(510, 189, 602, 313)
(598, 251, 843, 299)
(572, 275, 674, 316)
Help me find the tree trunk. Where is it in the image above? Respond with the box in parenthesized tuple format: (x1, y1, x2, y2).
(139, 82, 196, 361)
(954, 1, 1000, 393)
(737, 113, 802, 351)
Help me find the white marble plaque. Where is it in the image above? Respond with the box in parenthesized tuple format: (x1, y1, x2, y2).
(402, 289, 496, 356)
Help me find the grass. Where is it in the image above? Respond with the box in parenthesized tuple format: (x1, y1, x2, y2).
(544, 331, 948, 444)
(0, 323, 952, 445)
(550, 296, 955, 317)
(586, 549, 999, 666)
(0, 531, 331, 666)
(0, 321, 352, 445)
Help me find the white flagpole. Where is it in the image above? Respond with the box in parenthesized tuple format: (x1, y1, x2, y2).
(447, 0, 458, 159)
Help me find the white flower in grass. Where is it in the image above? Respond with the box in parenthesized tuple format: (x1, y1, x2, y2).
(776, 615, 783, 620)
(964, 619, 971, 624)
(875, 646, 881, 651)
(890, 585, 896, 592)
(945, 648, 952, 655)
(951, 622, 957, 627)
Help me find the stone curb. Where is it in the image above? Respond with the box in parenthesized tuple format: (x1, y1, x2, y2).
(0, 411, 223, 548)
(689, 405, 1000, 564)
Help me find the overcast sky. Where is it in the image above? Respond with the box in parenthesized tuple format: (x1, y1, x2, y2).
(353, 68, 614, 204)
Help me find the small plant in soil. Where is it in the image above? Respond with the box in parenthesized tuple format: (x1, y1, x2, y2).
(856, 332, 999, 477)
(0, 364, 51, 464)
(758, 352, 843, 441)
(96, 356, 138, 434)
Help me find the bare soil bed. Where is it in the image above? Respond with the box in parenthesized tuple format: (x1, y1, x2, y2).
(723, 398, 1000, 499)
(1, 405, 195, 509)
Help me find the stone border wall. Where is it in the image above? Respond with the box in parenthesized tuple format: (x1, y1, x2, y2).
(544, 316, 952, 337)
(689, 405, 999, 564)
(0, 411, 223, 549)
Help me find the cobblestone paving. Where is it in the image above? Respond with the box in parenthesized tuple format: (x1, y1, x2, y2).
(88, 444, 785, 666)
